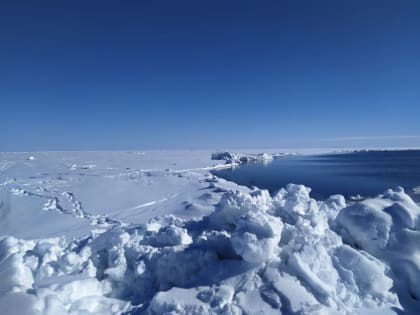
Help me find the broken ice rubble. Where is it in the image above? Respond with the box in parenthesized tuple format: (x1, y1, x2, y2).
(1, 183, 419, 314)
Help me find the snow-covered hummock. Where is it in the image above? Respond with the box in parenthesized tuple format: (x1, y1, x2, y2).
(335, 186, 420, 314)
(0, 151, 419, 315)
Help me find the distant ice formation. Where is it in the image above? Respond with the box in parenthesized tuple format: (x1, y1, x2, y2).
(212, 151, 275, 164)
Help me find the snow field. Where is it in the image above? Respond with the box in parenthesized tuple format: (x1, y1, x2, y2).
(0, 151, 419, 314)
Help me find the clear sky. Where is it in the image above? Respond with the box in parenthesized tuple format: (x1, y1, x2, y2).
(1, 0, 420, 151)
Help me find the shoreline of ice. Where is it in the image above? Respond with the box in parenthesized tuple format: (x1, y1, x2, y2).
(0, 150, 419, 314)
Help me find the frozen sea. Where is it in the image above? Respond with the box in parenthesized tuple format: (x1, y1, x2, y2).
(0, 150, 419, 315)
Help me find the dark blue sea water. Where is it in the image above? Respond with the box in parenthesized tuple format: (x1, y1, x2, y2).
(213, 150, 420, 201)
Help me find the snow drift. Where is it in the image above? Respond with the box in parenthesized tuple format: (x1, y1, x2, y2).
(1, 181, 419, 314)
(335, 187, 420, 314)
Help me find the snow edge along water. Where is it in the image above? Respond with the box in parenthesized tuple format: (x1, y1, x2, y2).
(0, 151, 419, 315)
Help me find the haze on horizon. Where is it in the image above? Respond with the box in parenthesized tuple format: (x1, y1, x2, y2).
(1, 0, 420, 151)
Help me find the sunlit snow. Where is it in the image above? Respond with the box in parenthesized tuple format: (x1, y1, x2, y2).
(0, 151, 419, 314)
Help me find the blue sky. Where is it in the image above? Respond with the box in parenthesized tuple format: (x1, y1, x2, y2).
(1, 0, 420, 151)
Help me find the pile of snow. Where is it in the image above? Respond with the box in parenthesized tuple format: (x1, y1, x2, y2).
(335, 186, 420, 314)
(2, 183, 419, 314)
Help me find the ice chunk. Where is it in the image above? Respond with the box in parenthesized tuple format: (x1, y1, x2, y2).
(333, 245, 393, 299)
(231, 210, 282, 264)
(335, 187, 420, 312)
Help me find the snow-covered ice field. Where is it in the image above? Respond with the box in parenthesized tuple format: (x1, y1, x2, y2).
(0, 150, 419, 314)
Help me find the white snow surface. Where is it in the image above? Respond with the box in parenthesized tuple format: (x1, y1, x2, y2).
(0, 150, 419, 314)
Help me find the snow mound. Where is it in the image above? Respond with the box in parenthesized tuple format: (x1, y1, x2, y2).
(231, 209, 283, 264)
(335, 186, 420, 314)
(3, 182, 419, 314)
